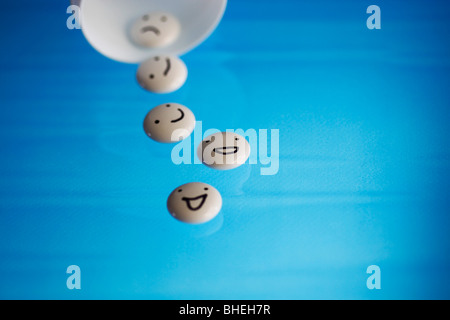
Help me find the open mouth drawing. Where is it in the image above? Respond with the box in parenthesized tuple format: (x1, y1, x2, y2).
(171, 108, 185, 123)
(182, 194, 208, 211)
(213, 146, 239, 155)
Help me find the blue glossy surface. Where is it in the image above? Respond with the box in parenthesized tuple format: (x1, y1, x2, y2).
(0, 0, 449, 299)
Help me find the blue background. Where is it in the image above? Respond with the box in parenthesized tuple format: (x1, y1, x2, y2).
(0, 0, 449, 299)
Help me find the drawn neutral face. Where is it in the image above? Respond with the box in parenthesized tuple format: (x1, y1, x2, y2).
(130, 12, 181, 48)
(136, 55, 188, 93)
(197, 132, 251, 170)
(143, 103, 195, 143)
(167, 182, 222, 224)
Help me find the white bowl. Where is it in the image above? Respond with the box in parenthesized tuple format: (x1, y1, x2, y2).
(75, 0, 227, 63)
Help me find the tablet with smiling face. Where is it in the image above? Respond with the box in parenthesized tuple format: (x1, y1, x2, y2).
(143, 103, 195, 143)
(198, 132, 251, 170)
(167, 182, 222, 224)
(136, 55, 188, 94)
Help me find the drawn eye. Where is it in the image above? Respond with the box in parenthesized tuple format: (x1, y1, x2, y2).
(166, 104, 171, 107)
(178, 189, 182, 192)
(155, 120, 160, 124)
(204, 187, 209, 191)
(235, 138, 239, 141)
(154, 56, 160, 61)
(149, 74, 154, 79)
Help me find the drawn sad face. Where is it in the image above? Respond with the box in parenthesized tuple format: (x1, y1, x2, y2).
(130, 12, 181, 48)
(197, 132, 251, 170)
(167, 182, 222, 224)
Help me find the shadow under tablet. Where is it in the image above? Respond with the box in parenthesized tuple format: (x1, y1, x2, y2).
(171, 209, 224, 238)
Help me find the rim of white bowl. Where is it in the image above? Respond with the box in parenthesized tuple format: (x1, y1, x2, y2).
(74, 0, 227, 63)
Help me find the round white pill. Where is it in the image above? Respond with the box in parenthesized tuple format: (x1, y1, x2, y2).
(143, 103, 195, 143)
(136, 55, 187, 94)
(167, 182, 222, 224)
(197, 132, 251, 170)
(130, 12, 181, 49)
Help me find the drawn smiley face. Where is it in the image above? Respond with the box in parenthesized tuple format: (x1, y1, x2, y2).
(130, 12, 181, 48)
(143, 103, 195, 143)
(136, 55, 188, 93)
(167, 182, 222, 224)
(197, 132, 251, 170)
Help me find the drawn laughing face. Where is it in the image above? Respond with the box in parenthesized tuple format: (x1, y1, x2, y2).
(197, 132, 251, 170)
(167, 182, 222, 224)
(136, 55, 188, 93)
(130, 12, 181, 48)
(143, 103, 195, 143)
